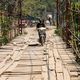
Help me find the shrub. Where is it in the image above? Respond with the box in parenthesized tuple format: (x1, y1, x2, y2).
(55, 29, 61, 36)
(2, 36, 9, 45)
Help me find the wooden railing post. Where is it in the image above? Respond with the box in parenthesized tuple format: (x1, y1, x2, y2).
(56, 0, 60, 29)
(65, 0, 71, 48)
(18, 0, 23, 34)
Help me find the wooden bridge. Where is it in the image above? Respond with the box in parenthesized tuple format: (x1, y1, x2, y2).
(0, 27, 79, 80)
(0, 0, 80, 80)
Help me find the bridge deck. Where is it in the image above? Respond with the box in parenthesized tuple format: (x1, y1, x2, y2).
(0, 27, 80, 80)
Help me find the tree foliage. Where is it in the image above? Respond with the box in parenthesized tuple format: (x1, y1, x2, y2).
(0, 0, 18, 44)
(23, 0, 55, 17)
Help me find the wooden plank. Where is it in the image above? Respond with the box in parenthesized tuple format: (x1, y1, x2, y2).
(53, 49, 60, 60)
(11, 45, 28, 61)
(71, 77, 78, 80)
(70, 71, 78, 77)
(0, 76, 7, 80)
(0, 60, 14, 75)
(48, 49, 53, 57)
(50, 71, 56, 80)
(11, 50, 20, 60)
(42, 66, 48, 80)
(63, 67, 70, 80)
(61, 55, 70, 60)
(32, 75, 42, 80)
(0, 55, 11, 69)
(49, 57, 55, 70)
(0, 46, 28, 75)
(57, 73, 64, 80)
(56, 60, 63, 73)
(6, 62, 19, 71)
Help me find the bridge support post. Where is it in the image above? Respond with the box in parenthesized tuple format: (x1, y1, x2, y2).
(65, 0, 71, 48)
(18, 0, 23, 34)
(56, 0, 60, 29)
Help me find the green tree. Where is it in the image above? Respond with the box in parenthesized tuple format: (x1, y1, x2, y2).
(23, 0, 56, 17)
